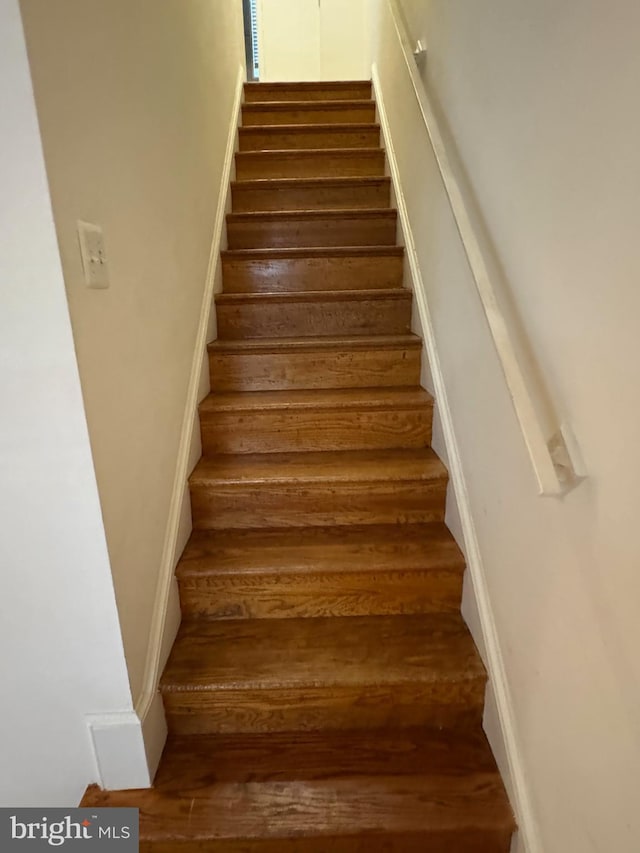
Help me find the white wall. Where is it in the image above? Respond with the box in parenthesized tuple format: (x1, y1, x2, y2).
(19, 0, 246, 718)
(258, 0, 370, 81)
(0, 0, 138, 807)
(371, 1, 640, 850)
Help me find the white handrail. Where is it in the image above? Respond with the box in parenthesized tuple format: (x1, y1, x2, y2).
(386, 0, 584, 496)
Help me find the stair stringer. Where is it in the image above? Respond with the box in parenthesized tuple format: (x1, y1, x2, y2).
(373, 67, 535, 853)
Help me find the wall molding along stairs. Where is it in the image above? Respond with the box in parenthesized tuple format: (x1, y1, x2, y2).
(372, 27, 542, 853)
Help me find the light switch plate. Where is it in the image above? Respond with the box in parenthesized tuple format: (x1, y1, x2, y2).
(77, 220, 109, 288)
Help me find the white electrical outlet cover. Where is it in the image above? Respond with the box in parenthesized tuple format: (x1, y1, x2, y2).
(77, 220, 109, 289)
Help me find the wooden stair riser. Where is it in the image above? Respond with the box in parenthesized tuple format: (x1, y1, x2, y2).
(208, 344, 422, 392)
(162, 683, 484, 736)
(178, 569, 463, 620)
(189, 479, 446, 530)
(215, 291, 411, 339)
(236, 150, 385, 180)
(222, 249, 404, 293)
(242, 102, 376, 126)
(200, 405, 432, 454)
(227, 211, 397, 250)
(243, 81, 372, 102)
(239, 124, 380, 151)
(231, 178, 391, 213)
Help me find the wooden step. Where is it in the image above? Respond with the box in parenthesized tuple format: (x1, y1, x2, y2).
(235, 149, 385, 180)
(159, 613, 486, 734)
(189, 448, 447, 530)
(244, 80, 373, 102)
(231, 177, 391, 212)
(199, 387, 432, 454)
(208, 334, 422, 392)
(239, 123, 381, 151)
(81, 728, 513, 852)
(221, 247, 404, 293)
(177, 523, 463, 620)
(242, 100, 376, 126)
(227, 209, 397, 250)
(215, 289, 411, 339)
(199, 386, 431, 455)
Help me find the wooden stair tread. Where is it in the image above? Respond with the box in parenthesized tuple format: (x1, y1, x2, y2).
(177, 523, 463, 579)
(208, 333, 421, 354)
(83, 782, 511, 844)
(227, 208, 396, 222)
(190, 448, 446, 487)
(239, 122, 380, 135)
(154, 727, 503, 783)
(243, 99, 376, 111)
(199, 386, 431, 413)
(231, 176, 390, 190)
(81, 728, 513, 843)
(160, 613, 484, 692)
(215, 288, 410, 306)
(245, 80, 372, 91)
(237, 147, 382, 160)
(222, 245, 404, 261)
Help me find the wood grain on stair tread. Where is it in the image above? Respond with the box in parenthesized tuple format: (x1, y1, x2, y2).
(190, 447, 447, 488)
(235, 149, 385, 180)
(243, 80, 372, 102)
(159, 614, 486, 733)
(176, 523, 463, 620)
(231, 176, 391, 212)
(199, 386, 432, 453)
(221, 246, 404, 293)
(83, 756, 512, 852)
(155, 727, 503, 784)
(83, 776, 511, 840)
(161, 613, 484, 691)
(238, 123, 381, 151)
(208, 334, 422, 392)
(226, 208, 397, 250)
(242, 100, 377, 126)
(177, 523, 462, 579)
(215, 288, 411, 339)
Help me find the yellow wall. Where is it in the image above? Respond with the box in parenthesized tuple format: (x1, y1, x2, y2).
(20, 0, 245, 702)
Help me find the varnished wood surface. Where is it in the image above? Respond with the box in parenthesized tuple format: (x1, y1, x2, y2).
(161, 613, 483, 691)
(231, 176, 391, 212)
(221, 246, 404, 293)
(235, 149, 385, 180)
(198, 386, 432, 454)
(177, 523, 463, 620)
(238, 123, 381, 151)
(188, 448, 447, 530)
(154, 727, 502, 783)
(242, 100, 377, 126)
(159, 614, 487, 733)
(215, 288, 411, 339)
(82, 79, 514, 851)
(243, 80, 373, 102)
(190, 447, 446, 488)
(208, 334, 422, 392)
(177, 523, 460, 579)
(226, 208, 397, 250)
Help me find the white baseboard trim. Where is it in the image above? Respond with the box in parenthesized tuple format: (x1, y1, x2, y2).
(86, 712, 150, 791)
(373, 65, 542, 853)
(133, 64, 245, 767)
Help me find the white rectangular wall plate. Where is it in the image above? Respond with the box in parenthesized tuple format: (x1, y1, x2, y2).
(77, 220, 109, 288)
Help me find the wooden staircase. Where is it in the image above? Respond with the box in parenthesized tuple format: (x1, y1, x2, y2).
(83, 80, 514, 851)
